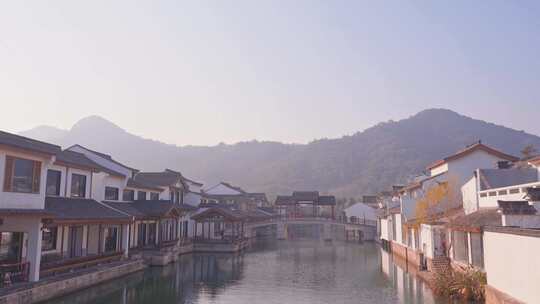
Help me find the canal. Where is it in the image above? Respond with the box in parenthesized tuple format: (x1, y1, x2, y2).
(43, 240, 451, 304)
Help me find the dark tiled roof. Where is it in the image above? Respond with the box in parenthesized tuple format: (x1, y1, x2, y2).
(292, 191, 319, 201)
(0, 209, 54, 217)
(275, 195, 294, 205)
(126, 178, 163, 191)
(103, 200, 182, 218)
(67, 144, 138, 172)
(45, 197, 131, 221)
(525, 187, 540, 201)
(0, 130, 61, 155)
(102, 201, 146, 218)
(134, 171, 187, 189)
(318, 195, 336, 205)
(55, 150, 126, 177)
(447, 208, 501, 232)
(192, 206, 245, 221)
(478, 168, 538, 190)
(55, 150, 100, 171)
(60, 146, 127, 177)
(497, 200, 537, 215)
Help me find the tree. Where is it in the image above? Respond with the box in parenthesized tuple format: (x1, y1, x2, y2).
(521, 144, 537, 159)
(413, 175, 462, 228)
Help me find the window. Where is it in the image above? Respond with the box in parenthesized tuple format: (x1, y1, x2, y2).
(104, 227, 118, 252)
(122, 189, 135, 201)
(509, 188, 520, 194)
(150, 192, 159, 200)
(42, 227, 58, 251)
(3, 156, 41, 193)
(70, 174, 86, 198)
(46, 170, 61, 196)
(498, 190, 508, 195)
(105, 187, 119, 200)
(0, 232, 24, 262)
(137, 191, 147, 200)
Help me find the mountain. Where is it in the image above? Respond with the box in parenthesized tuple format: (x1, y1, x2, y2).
(19, 109, 540, 198)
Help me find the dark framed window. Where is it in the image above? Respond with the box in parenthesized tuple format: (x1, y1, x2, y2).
(122, 189, 135, 201)
(104, 227, 118, 252)
(3, 156, 41, 193)
(46, 170, 61, 196)
(70, 174, 86, 198)
(137, 191, 147, 200)
(150, 192, 159, 200)
(0, 232, 24, 263)
(42, 227, 58, 251)
(105, 187, 119, 200)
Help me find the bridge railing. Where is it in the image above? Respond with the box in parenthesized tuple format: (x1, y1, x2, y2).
(246, 216, 377, 227)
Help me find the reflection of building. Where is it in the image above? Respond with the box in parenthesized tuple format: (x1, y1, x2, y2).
(275, 191, 336, 219)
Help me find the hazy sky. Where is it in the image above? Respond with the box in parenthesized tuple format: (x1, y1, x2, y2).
(1, 1, 539, 146)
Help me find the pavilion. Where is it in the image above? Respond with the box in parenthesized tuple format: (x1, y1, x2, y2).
(274, 191, 336, 219)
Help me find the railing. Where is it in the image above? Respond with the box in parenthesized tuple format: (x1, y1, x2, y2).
(193, 236, 245, 244)
(40, 251, 123, 277)
(478, 181, 540, 208)
(0, 261, 29, 287)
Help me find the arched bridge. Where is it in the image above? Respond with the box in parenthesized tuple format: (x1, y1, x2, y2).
(245, 218, 377, 242)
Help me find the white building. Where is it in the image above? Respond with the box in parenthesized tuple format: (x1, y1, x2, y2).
(0, 131, 61, 282)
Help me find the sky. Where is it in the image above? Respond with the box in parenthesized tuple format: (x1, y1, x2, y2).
(1, 1, 539, 146)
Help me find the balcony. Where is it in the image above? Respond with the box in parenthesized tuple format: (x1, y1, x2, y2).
(478, 181, 540, 209)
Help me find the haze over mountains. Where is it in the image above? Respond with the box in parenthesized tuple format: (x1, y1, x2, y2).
(20, 109, 540, 198)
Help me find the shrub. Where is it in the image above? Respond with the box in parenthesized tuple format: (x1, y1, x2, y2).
(432, 266, 486, 302)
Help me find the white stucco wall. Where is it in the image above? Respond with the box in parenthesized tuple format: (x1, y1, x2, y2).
(420, 224, 434, 259)
(48, 164, 93, 199)
(461, 175, 479, 215)
(204, 183, 242, 195)
(429, 163, 448, 176)
(380, 218, 389, 241)
(393, 214, 404, 244)
(484, 230, 540, 304)
(0, 149, 53, 209)
(184, 192, 201, 207)
(447, 149, 503, 187)
(91, 173, 128, 201)
(344, 203, 377, 221)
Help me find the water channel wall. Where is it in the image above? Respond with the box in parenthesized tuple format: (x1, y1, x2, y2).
(0, 260, 145, 304)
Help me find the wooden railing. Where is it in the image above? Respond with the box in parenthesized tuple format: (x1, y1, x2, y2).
(0, 261, 29, 287)
(40, 252, 122, 277)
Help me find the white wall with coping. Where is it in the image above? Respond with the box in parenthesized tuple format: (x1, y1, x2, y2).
(483, 229, 540, 304)
(478, 181, 540, 208)
(0, 149, 54, 209)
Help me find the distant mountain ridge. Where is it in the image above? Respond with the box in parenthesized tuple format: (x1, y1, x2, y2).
(19, 109, 540, 198)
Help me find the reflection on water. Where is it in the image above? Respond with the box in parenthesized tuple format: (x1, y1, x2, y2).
(43, 240, 450, 304)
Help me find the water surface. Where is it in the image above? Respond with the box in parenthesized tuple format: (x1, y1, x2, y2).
(43, 240, 449, 304)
